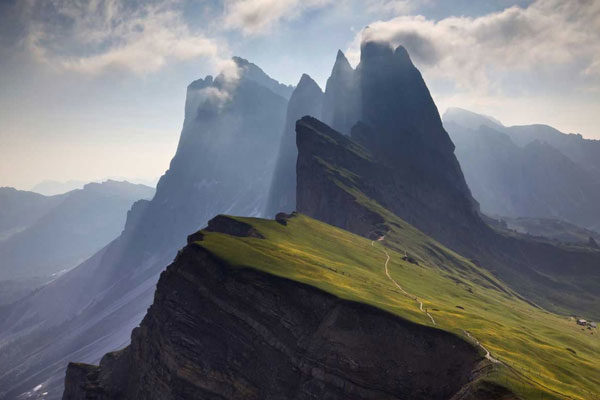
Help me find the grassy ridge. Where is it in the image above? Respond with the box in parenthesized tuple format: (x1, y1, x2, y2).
(196, 213, 599, 399)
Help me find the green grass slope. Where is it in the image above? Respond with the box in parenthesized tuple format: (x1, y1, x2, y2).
(194, 213, 599, 400)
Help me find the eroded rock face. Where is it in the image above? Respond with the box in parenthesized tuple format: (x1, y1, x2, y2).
(63, 241, 482, 400)
(296, 116, 477, 244)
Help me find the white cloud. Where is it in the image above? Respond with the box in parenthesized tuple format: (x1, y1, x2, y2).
(223, 0, 334, 35)
(23, 0, 226, 75)
(347, 0, 600, 93)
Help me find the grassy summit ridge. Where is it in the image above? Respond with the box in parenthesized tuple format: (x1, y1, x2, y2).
(194, 213, 599, 399)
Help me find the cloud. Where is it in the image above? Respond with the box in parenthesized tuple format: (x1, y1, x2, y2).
(365, 0, 415, 15)
(348, 0, 600, 94)
(223, 0, 335, 35)
(22, 0, 226, 75)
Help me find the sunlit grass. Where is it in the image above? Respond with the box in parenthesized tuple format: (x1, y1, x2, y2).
(197, 214, 599, 399)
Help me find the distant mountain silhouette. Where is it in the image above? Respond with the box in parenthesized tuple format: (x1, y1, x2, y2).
(444, 108, 600, 231)
(30, 180, 86, 196)
(0, 180, 154, 282)
(0, 187, 64, 241)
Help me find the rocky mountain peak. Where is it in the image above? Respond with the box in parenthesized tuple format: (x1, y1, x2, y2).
(264, 74, 324, 218)
(322, 50, 360, 135)
(333, 49, 353, 73)
(232, 56, 294, 99)
(297, 73, 322, 93)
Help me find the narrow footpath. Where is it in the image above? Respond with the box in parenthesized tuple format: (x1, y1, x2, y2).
(371, 237, 436, 325)
(371, 237, 499, 360)
(371, 237, 582, 399)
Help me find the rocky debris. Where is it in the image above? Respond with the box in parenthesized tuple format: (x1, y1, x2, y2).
(588, 236, 599, 248)
(402, 254, 419, 265)
(204, 215, 265, 239)
(275, 211, 296, 225)
(63, 242, 486, 400)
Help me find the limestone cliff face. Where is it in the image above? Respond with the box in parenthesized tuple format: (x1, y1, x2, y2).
(63, 221, 483, 400)
(270, 43, 479, 234)
(296, 116, 482, 246)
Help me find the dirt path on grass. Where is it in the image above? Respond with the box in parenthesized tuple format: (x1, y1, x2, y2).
(371, 237, 502, 361)
(371, 237, 436, 325)
(463, 330, 499, 363)
(370, 237, 584, 399)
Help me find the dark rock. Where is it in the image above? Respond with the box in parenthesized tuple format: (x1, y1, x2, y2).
(186, 230, 205, 244)
(205, 215, 264, 239)
(63, 244, 484, 400)
(402, 254, 419, 265)
(589, 236, 599, 249)
(62, 363, 104, 400)
(274, 212, 295, 225)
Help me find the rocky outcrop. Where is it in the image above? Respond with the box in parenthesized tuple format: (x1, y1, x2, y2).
(63, 234, 484, 400)
(204, 215, 265, 238)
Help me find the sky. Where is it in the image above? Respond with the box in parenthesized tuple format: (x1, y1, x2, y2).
(0, 0, 599, 190)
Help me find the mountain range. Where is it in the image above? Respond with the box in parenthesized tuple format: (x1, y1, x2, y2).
(444, 108, 600, 232)
(61, 42, 599, 400)
(0, 181, 154, 304)
(1, 43, 599, 400)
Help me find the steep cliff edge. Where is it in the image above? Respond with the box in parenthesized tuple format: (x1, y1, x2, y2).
(63, 217, 485, 400)
(63, 213, 599, 399)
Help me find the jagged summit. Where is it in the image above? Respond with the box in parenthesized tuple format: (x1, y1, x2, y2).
(333, 49, 353, 71)
(232, 56, 294, 99)
(357, 41, 454, 154)
(322, 49, 360, 135)
(297, 73, 320, 89)
(269, 43, 477, 225)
